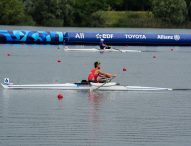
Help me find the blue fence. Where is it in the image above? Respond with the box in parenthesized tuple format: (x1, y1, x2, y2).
(0, 30, 191, 46)
(65, 32, 191, 46)
(0, 30, 64, 44)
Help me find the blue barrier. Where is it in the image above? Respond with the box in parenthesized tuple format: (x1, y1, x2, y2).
(0, 30, 191, 46)
(65, 32, 191, 46)
(0, 30, 64, 44)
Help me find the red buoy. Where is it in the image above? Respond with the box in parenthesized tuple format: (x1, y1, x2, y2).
(123, 67, 127, 72)
(57, 60, 61, 63)
(57, 93, 64, 100)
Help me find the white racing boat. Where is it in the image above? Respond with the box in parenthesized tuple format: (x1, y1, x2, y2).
(64, 47, 142, 53)
(1, 78, 172, 91)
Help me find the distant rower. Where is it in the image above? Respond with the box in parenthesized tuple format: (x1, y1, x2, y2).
(88, 61, 116, 83)
(99, 39, 111, 50)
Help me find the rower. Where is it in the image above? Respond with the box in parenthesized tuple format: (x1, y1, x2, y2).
(88, 61, 116, 83)
(99, 39, 111, 50)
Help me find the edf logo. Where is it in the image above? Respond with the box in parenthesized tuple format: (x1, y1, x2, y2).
(96, 33, 113, 39)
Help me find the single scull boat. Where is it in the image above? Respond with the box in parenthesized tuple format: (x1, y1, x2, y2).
(1, 79, 172, 91)
(64, 47, 142, 53)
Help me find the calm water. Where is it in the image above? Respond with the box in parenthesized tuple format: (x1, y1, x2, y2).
(0, 26, 191, 146)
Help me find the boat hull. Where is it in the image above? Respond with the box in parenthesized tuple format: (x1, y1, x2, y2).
(64, 48, 141, 53)
(1, 83, 172, 91)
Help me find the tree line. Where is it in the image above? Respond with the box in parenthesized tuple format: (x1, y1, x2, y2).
(0, 0, 191, 27)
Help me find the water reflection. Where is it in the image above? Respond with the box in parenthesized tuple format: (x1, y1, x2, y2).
(1, 90, 10, 119)
(88, 91, 105, 123)
(88, 91, 104, 107)
(87, 91, 105, 142)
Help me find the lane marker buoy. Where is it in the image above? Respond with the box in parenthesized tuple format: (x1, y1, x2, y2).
(57, 93, 64, 100)
(57, 60, 61, 63)
(123, 67, 127, 72)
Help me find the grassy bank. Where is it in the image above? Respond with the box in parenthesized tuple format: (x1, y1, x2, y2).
(95, 11, 191, 28)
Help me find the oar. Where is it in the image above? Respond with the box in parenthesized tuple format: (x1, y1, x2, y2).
(111, 47, 123, 53)
(90, 76, 116, 91)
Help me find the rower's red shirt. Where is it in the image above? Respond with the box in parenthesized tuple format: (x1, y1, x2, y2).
(88, 68, 99, 82)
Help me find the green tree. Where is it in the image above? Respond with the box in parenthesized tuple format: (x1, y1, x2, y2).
(24, 0, 75, 26)
(0, 0, 25, 25)
(72, 0, 109, 26)
(25, 0, 62, 26)
(188, 2, 191, 20)
(152, 0, 188, 24)
(185, 0, 191, 6)
(60, 0, 75, 26)
(185, 0, 191, 20)
(121, 0, 151, 11)
(105, 0, 123, 10)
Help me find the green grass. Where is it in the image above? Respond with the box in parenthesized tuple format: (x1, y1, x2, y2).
(96, 11, 154, 27)
(94, 11, 191, 28)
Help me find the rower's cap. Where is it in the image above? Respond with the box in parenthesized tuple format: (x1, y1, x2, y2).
(100, 39, 104, 42)
(94, 61, 101, 67)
